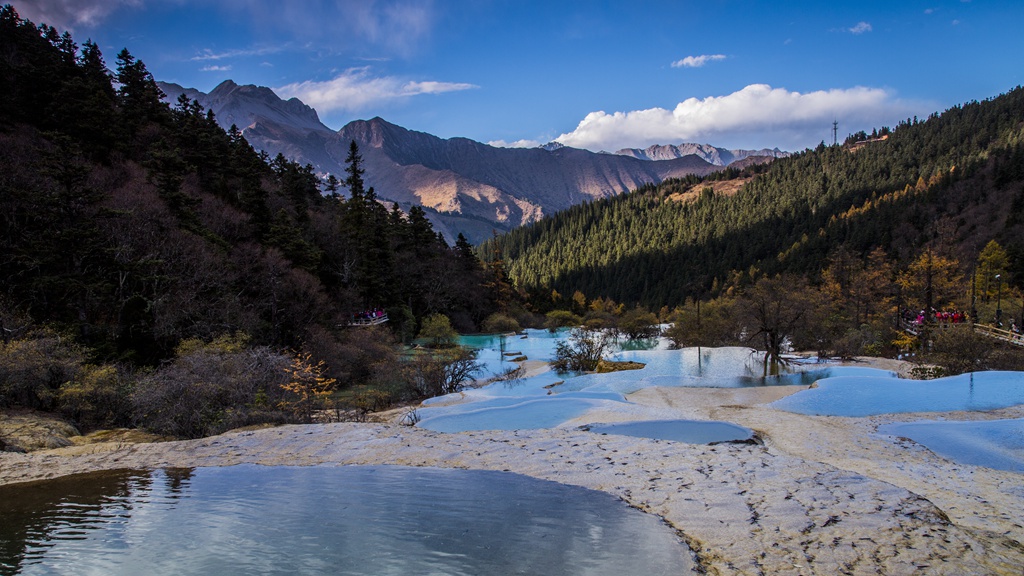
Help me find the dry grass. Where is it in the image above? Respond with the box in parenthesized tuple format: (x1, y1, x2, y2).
(667, 177, 753, 203)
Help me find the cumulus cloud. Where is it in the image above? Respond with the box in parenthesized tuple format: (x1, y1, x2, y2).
(13, 0, 141, 30)
(553, 84, 929, 152)
(488, 139, 544, 149)
(849, 21, 873, 34)
(274, 67, 477, 113)
(671, 54, 727, 68)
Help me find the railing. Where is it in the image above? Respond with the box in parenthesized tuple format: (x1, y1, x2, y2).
(898, 318, 1024, 346)
(345, 313, 389, 327)
(973, 323, 1024, 346)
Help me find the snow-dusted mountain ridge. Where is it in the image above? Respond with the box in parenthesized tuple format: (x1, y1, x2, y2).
(615, 143, 789, 166)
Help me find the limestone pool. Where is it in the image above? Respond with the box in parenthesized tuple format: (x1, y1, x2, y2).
(417, 330, 894, 434)
(0, 465, 695, 575)
(879, 418, 1024, 473)
(769, 371, 1024, 416)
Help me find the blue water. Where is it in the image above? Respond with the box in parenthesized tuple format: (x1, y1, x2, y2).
(770, 371, 1024, 416)
(419, 330, 894, 432)
(586, 419, 755, 444)
(0, 465, 695, 575)
(879, 419, 1024, 473)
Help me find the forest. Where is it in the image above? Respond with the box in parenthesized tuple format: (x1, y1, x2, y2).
(0, 6, 517, 440)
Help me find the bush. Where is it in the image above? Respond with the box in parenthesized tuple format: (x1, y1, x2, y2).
(481, 313, 521, 334)
(408, 347, 482, 398)
(552, 328, 611, 373)
(132, 335, 292, 438)
(929, 326, 994, 375)
(544, 310, 582, 332)
(418, 313, 458, 348)
(618, 307, 660, 340)
(0, 327, 84, 410)
(58, 364, 135, 430)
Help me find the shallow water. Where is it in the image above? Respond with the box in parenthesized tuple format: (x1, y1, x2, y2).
(0, 465, 695, 575)
(419, 331, 893, 432)
(770, 371, 1024, 416)
(585, 419, 755, 444)
(878, 418, 1024, 472)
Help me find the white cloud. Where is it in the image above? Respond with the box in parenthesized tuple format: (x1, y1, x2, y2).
(13, 0, 142, 30)
(274, 67, 477, 113)
(191, 46, 286, 61)
(849, 21, 873, 34)
(671, 54, 727, 68)
(553, 84, 929, 152)
(201, 65, 232, 72)
(488, 139, 543, 149)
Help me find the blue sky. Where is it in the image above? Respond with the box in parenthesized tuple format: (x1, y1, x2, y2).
(14, 0, 1024, 151)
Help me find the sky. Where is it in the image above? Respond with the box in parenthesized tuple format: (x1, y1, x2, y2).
(13, 0, 1024, 152)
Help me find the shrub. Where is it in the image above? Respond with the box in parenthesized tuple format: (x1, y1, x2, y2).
(552, 328, 611, 373)
(408, 347, 482, 398)
(418, 313, 458, 348)
(0, 327, 84, 410)
(618, 307, 660, 340)
(58, 364, 135, 430)
(544, 310, 582, 332)
(132, 336, 292, 438)
(481, 313, 521, 334)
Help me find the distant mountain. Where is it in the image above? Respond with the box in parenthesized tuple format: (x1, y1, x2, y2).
(160, 80, 331, 133)
(157, 80, 782, 243)
(615, 143, 789, 165)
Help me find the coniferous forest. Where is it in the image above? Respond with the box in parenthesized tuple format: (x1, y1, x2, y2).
(0, 7, 514, 438)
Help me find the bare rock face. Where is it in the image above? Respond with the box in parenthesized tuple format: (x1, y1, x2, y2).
(157, 81, 782, 243)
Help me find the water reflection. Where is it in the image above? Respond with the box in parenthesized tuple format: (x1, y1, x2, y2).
(771, 371, 1024, 416)
(420, 331, 893, 432)
(0, 465, 694, 575)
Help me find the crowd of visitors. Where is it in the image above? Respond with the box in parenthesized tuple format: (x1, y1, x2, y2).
(904, 308, 969, 325)
(351, 308, 388, 325)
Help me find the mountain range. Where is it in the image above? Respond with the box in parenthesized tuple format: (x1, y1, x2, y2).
(158, 80, 786, 243)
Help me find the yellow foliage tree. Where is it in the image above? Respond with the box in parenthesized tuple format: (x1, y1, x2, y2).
(280, 352, 336, 423)
(897, 249, 962, 313)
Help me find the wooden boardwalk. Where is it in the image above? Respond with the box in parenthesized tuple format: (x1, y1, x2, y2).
(899, 318, 1023, 347)
(345, 313, 389, 327)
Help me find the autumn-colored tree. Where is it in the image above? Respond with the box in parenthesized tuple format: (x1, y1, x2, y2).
(975, 240, 1009, 303)
(280, 352, 337, 423)
(897, 249, 963, 313)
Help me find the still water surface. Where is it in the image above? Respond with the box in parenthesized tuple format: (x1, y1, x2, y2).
(0, 465, 695, 575)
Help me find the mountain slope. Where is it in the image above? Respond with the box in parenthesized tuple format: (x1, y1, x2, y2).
(493, 87, 1024, 308)
(157, 81, 777, 243)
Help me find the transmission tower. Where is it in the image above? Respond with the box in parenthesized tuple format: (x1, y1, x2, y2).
(832, 119, 838, 146)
